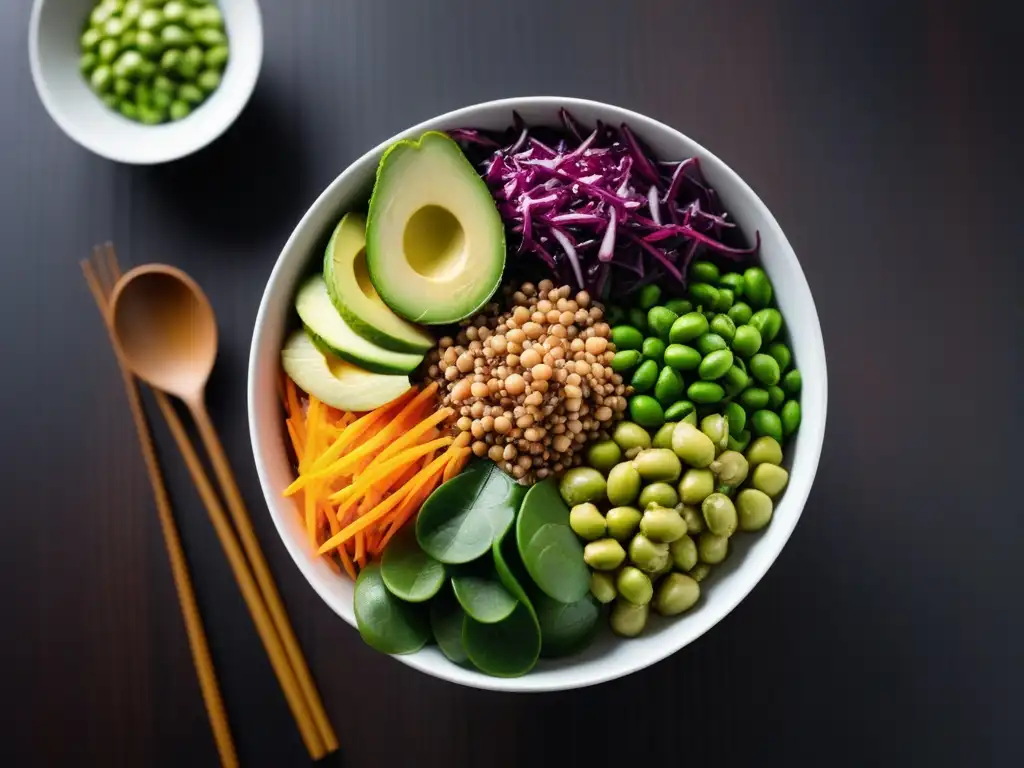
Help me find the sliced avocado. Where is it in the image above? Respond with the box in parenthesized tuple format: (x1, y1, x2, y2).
(295, 275, 423, 375)
(324, 213, 435, 353)
(281, 330, 411, 412)
(366, 131, 505, 325)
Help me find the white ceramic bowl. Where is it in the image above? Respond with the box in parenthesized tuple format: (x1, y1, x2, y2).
(29, 0, 262, 164)
(248, 97, 827, 692)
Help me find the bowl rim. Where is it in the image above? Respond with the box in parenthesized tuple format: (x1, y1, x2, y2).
(248, 95, 828, 692)
(27, 0, 264, 165)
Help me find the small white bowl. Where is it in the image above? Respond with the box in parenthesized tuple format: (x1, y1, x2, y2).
(248, 97, 828, 692)
(29, 0, 262, 164)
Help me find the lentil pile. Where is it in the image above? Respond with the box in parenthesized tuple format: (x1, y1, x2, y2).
(425, 280, 628, 483)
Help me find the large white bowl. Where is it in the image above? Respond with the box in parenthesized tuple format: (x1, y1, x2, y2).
(29, 0, 262, 164)
(248, 97, 827, 692)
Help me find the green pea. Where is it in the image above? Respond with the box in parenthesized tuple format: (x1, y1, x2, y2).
(743, 267, 773, 308)
(654, 572, 700, 616)
(138, 105, 165, 125)
(611, 349, 642, 374)
(151, 74, 174, 94)
(731, 324, 762, 358)
(746, 436, 783, 467)
(700, 414, 729, 451)
(79, 52, 98, 76)
(722, 364, 750, 396)
(136, 30, 162, 56)
(687, 381, 724, 405)
(639, 482, 679, 509)
(112, 50, 144, 79)
(663, 400, 696, 422)
(120, 28, 138, 49)
(679, 468, 715, 505)
(752, 464, 789, 498)
(737, 488, 774, 531)
(118, 100, 139, 120)
(677, 504, 704, 534)
(664, 344, 701, 371)
(151, 89, 172, 110)
(698, 531, 729, 564)
(628, 307, 649, 332)
(90, 64, 113, 93)
(767, 385, 786, 410)
(714, 287, 735, 312)
(134, 82, 152, 107)
(122, 1, 142, 24)
(727, 429, 751, 452)
(178, 46, 203, 79)
(113, 77, 132, 97)
(781, 400, 801, 437)
(201, 5, 225, 29)
(698, 349, 734, 381)
(139, 8, 164, 32)
(688, 563, 711, 582)
(617, 566, 654, 605)
(101, 92, 120, 110)
(607, 462, 642, 506)
(647, 306, 679, 341)
(782, 369, 802, 395)
(612, 421, 651, 453)
(690, 260, 720, 283)
(727, 301, 753, 325)
(696, 333, 727, 356)
(586, 439, 622, 474)
(632, 449, 682, 484)
(160, 48, 183, 71)
(640, 505, 687, 543)
(669, 535, 698, 571)
(81, 27, 103, 52)
(559, 467, 608, 506)
(709, 314, 736, 342)
(720, 272, 744, 296)
(701, 493, 738, 538)
(751, 410, 784, 443)
(97, 37, 120, 64)
(653, 366, 685, 406)
(664, 298, 693, 316)
(636, 284, 662, 310)
(749, 353, 781, 387)
(584, 539, 627, 571)
(738, 387, 770, 411)
(724, 402, 746, 434)
(629, 395, 665, 428)
(689, 282, 720, 309)
(668, 312, 708, 344)
(606, 506, 643, 541)
(765, 342, 792, 372)
(627, 535, 670, 574)
(103, 17, 126, 39)
(651, 423, 676, 451)
(641, 337, 666, 364)
(161, 24, 195, 48)
(670, 422, 715, 467)
(204, 44, 229, 70)
(177, 83, 204, 105)
(611, 325, 643, 350)
(569, 503, 607, 541)
(195, 26, 227, 46)
(628, 359, 657, 393)
(610, 598, 648, 637)
(749, 308, 783, 343)
(590, 572, 617, 604)
(163, 1, 187, 22)
(90, 3, 116, 27)
(709, 450, 749, 486)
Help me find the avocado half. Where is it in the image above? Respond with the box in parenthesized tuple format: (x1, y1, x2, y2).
(323, 213, 434, 353)
(365, 131, 506, 325)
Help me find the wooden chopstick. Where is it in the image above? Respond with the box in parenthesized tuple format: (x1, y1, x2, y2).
(81, 254, 239, 768)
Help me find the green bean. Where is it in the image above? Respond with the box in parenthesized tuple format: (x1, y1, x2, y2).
(641, 337, 666, 364)
(679, 468, 715, 505)
(668, 312, 708, 344)
(691, 260, 720, 283)
(720, 272, 744, 296)
(749, 353, 781, 386)
(559, 467, 608, 506)
(611, 325, 643, 351)
(632, 449, 682, 484)
(610, 598, 648, 637)
(669, 534, 698, 571)
(590, 572, 617, 604)
(612, 421, 651, 453)
(751, 410, 784, 442)
(698, 531, 729, 564)
(606, 506, 643, 541)
(569, 503, 607, 541)
(698, 349, 734, 381)
(743, 267, 773, 308)
(731, 324, 762, 358)
(670, 422, 715, 467)
(628, 395, 665, 428)
(702, 493, 738, 537)
(640, 505, 687, 543)
(663, 400, 696, 422)
(607, 462, 642, 506)
(664, 298, 693, 315)
(637, 284, 662, 310)
(752, 464, 789, 498)
(781, 400, 801, 437)
(715, 288, 735, 312)
(627, 534, 670, 574)
(677, 503, 704, 534)
(749, 308, 783, 343)
(765, 342, 792, 372)
(782, 369, 802, 395)
(647, 306, 679, 341)
(709, 314, 736, 343)
(700, 414, 729, 451)
(767, 385, 786, 410)
(204, 44, 229, 70)
(586, 439, 622, 473)
(738, 387, 770, 411)
(696, 333, 727, 356)
(583, 539, 627, 570)
(178, 82, 204, 105)
(746, 436, 783, 467)
(90, 65, 113, 92)
(727, 428, 751, 453)
(709, 450, 749, 486)
(736, 488, 774, 531)
(654, 366, 685, 406)
(664, 343, 701, 371)
(724, 402, 746, 434)
(630, 359, 658, 393)
(687, 381, 724, 405)
(639, 482, 679, 510)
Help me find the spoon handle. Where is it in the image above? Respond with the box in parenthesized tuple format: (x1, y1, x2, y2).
(187, 397, 339, 756)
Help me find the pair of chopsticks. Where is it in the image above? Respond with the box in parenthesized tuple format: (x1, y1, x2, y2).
(82, 244, 338, 764)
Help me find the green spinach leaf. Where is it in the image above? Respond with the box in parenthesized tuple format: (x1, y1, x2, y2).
(353, 564, 430, 655)
(380, 524, 445, 602)
(531, 590, 601, 658)
(451, 560, 518, 624)
(429, 586, 469, 664)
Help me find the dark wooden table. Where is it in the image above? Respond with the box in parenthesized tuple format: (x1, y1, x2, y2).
(3, 1, 1021, 766)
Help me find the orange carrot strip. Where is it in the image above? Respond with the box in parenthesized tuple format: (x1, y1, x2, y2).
(328, 436, 454, 506)
(304, 388, 414, 474)
(303, 397, 322, 469)
(304, 487, 317, 550)
(375, 409, 453, 466)
(286, 420, 304, 464)
(354, 530, 366, 566)
(285, 375, 305, 441)
(443, 447, 471, 483)
(373, 462, 448, 553)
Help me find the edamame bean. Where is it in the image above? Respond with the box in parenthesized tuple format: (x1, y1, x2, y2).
(767, 385, 786, 410)
(590, 572, 617, 604)
(118, 100, 138, 119)
(628, 534, 671, 573)
(687, 381, 724, 404)
(628, 308, 649, 334)
(702, 493, 738, 537)
(689, 282, 720, 309)
(749, 308, 783, 343)
(652, 423, 677, 450)
(101, 92, 120, 109)
(710, 314, 736, 342)
(720, 272, 744, 296)
(204, 44, 229, 70)
(665, 298, 693, 315)
(715, 288, 735, 312)
(669, 312, 708, 343)
(607, 462, 642, 506)
(765, 342, 792, 372)
(640, 505, 687, 543)
(637, 284, 662, 310)
(139, 8, 163, 32)
(751, 410, 784, 442)
(98, 37, 120, 64)
(654, 366, 685, 405)
(160, 48, 183, 71)
(90, 64, 113, 92)
(669, 534, 698, 571)
(679, 468, 715, 504)
(782, 369, 802, 395)
(611, 325, 644, 351)
(696, 333, 727, 356)
(583, 539, 626, 570)
(610, 599, 648, 637)
(648, 306, 679, 341)
(700, 414, 729, 451)
(724, 402, 746, 433)
(738, 387, 770, 411)
(559, 467, 608, 506)
(633, 449, 682, 484)
(699, 349, 734, 381)
(689, 563, 711, 582)
(698, 532, 729, 564)
(138, 105, 165, 125)
(171, 101, 192, 123)
(749, 353, 781, 386)
(606, 506, 643, 541)
(671, 422, 715, 467)
(709, 450, 749, 486)
(163, 1, 187, 22)
(677, 504, 704, 534)
(727, 429, 751, 452)
(746, 436, 783, 466)
(611, 349, 642, 374)
(731, 324, 762, 358)
(664, 400, 696, 423)
(569, 503, 607, 540)
(586, 439, 622, 473)
(691, 260, 720, 284)
(161, 24, 194, 48)
(642, 336, 666, 363)
(612, 421, 651, 453)
(723, 364, 750, 396)
(195, 27, 227, 47)
(752, 464, 789, 497)
(639, 482, 679, 509)
(151, 89, 171, 111)
(80, 52, 98, 75)
(112, 50, 144, 78)
(781, 400, 801, 436)
(114, 77, 132, 96)
(82, 27, 103, 52)
(737, 488, 774, 531)
(103, 17, 126, 39)
(630, 359, 658, 392)
(628, 395, 665, 428)
(91, 3, 116, 27)
(664, 344, 701, 371)
(178, 82, 204, 104)
(728, 301, 753, 325)
(743, 267, 773, 308)
(653, 573, 701, 616)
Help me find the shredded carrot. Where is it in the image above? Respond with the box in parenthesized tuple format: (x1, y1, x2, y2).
(329, 435, 454, 507)
(373, 459, 450, 553)
(375, 408, 452, 466)
(286, 420, 304, 463)
(443, 447, 471, 483)
(354, 531, 366, 567)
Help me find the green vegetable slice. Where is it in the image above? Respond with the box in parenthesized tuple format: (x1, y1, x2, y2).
(523, 524, 591, 604)
(353, 564, 430, 655)
(463, 604, 543, 678)
(516, 477, 571, 555)
(532, 590, 601, 658)
(379, 525, 445, 603)
(417, 461, 526, 564)
(429, 587, 469, 664)
(450, 561, 518, 624)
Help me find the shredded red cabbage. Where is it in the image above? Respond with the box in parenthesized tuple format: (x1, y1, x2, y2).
(451, 109, 760, 296)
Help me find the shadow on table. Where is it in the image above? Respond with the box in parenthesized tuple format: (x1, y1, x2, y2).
(141, 77, 311, 251)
